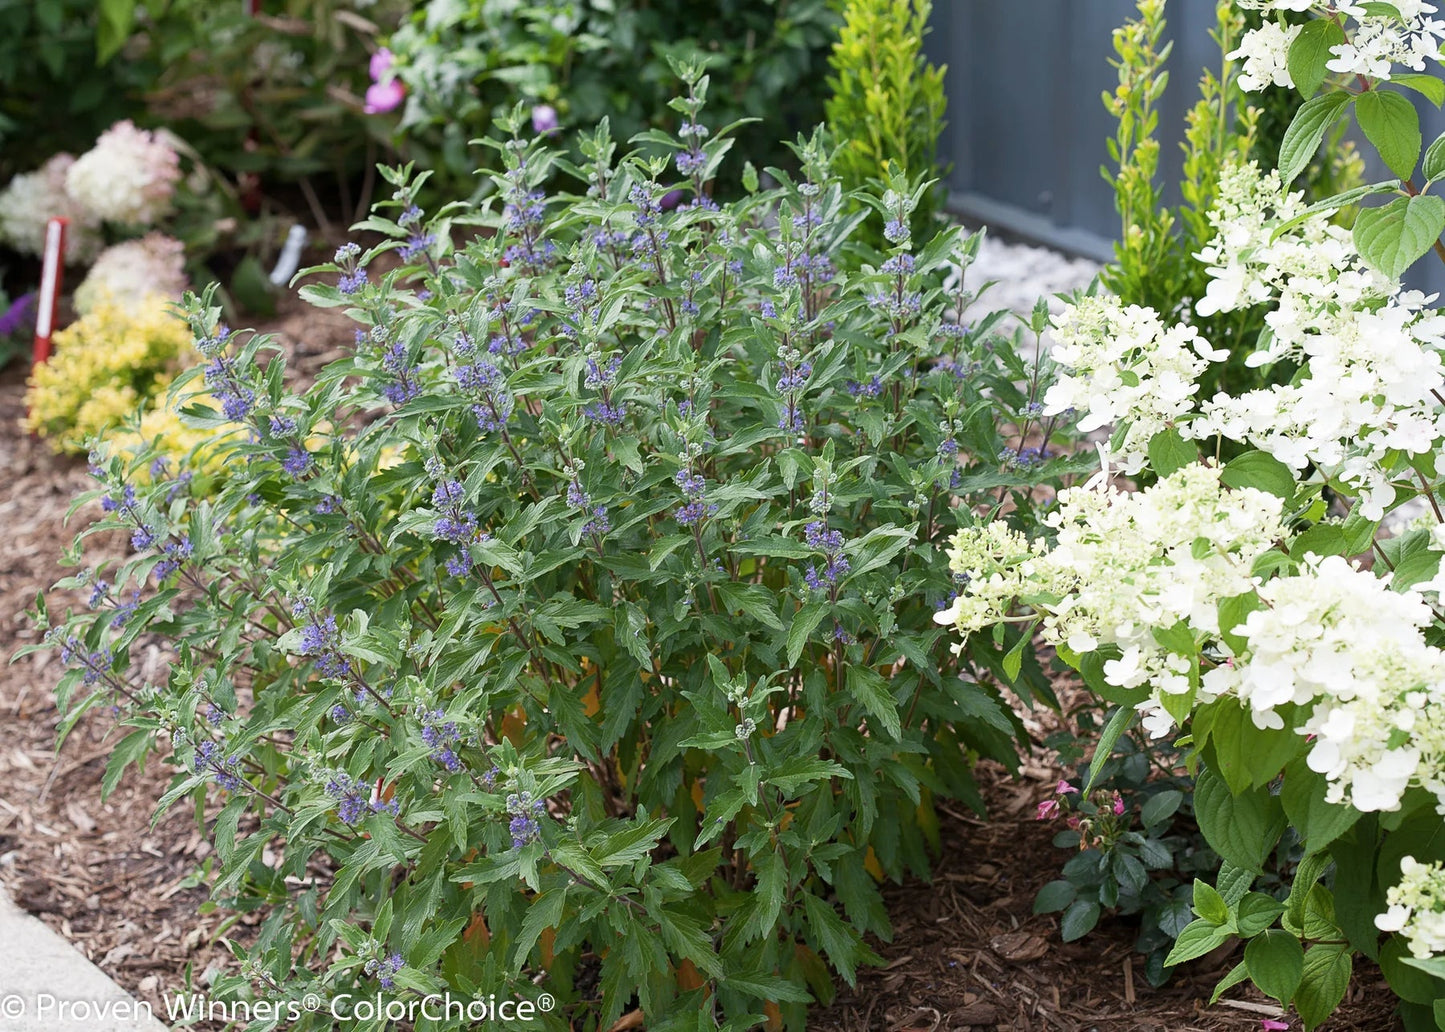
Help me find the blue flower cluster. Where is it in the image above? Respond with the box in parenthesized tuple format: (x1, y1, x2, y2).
(674, 468, 717, 527)
(335, 243, 368, 295)
(324, 771, 398, 825)
(364, 951, 405, 991)
(505, 790, 546, 849)
(803, 520, 850, 591)
(297, 608, 351, 679)
(420, 708, 463, 772)
(193, 739, 243, 792)
(454, 359, 513, 433)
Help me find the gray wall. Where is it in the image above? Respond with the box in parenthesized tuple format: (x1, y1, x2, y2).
(926, 1, 1445, 293)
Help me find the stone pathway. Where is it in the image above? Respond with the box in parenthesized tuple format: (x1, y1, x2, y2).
(0, 888, 167, 1031)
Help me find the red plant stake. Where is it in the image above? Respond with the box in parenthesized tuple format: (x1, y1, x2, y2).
(32, 216, 68, 366)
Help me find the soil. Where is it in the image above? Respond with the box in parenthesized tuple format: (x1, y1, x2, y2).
(0, 285, 1406, 1032)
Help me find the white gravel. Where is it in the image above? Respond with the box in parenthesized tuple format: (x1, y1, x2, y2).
(955, 229, 1102, 328)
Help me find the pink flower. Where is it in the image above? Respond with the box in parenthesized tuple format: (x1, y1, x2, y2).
(1260, 1020, 1290, 1031)
(1056, 780, 1078, 795)
(364, 79, 405, 115)
(1113, 795, 1126, 816)
(369, 48, 394, 81)
(1036, 799, 1060, 821)
(531, 104, 559, 134)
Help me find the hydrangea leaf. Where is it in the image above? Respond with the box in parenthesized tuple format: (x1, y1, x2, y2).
(1287, 18, 1346, 99)
(1353, 194, 1445, 280)
(1279, 91, 1352, 185)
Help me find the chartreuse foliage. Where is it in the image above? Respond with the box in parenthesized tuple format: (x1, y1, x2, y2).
(823, 0, 948, 249)
(22, 62, 1083, 1029)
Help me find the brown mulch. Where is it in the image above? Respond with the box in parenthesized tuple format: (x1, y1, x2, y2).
(0, 284, 1406, 1031)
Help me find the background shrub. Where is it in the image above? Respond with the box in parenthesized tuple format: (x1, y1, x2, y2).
(823, 0, 947, 250)
(385, 0, 841, 198)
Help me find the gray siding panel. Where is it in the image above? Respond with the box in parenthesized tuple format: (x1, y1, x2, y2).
(927, 1, 1445, 291)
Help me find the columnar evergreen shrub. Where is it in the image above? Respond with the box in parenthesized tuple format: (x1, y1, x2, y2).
(26, 67, 1082, 1028)
(823, 0, 948, 249)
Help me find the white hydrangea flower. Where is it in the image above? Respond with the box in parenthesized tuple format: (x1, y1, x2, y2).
(0, 154, 102, 263)
(937, 464, 1285, 717)
(1186, 162, 1445, 520)
(74, 234, 189, 315)
(66, 120, 181, 226)
(1228, 20, 1301, 91)
(1044, 297, 1228, 475)
(1235, 1, 1445, 81)
(1377, 856, 1445, 959)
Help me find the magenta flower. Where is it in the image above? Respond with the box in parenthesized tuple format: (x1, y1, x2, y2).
(1113, 795, 1126, 815)
(369, 48, 394, 81)
(1036, 799, 1060, 821)
(365, 79, 405, 115)
(1260, 1021, 1290, 1031)
(364, 48, 404, 114)
(1056, 780, 1078, 795)
(531, 104, 559, 135)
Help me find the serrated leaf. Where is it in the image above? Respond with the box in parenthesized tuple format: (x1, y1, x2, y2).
(1193, 879, 1230, 926)
(1220, 450, 1297, 499)
(1280, 91, 1352, 185)
(1059, 899, 1100, 942)
(1033, 880, 1076, 914)
(1297, 944, 1352, 1031)
(787, 601, 829, 668)
(1354, 193, 1445, 279)
(1288, 18, 1347, 98)
(1357, 89, 1423, 178)
(1166, 918, 1233, 966)
(1245, 929, 1305, 1005)
(1147, 427, 1196, 477)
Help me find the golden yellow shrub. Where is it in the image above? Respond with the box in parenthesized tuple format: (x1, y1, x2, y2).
(24, 296, 194, 453)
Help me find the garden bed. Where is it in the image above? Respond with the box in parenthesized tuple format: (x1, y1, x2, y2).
(0, 289, 1404, 1031)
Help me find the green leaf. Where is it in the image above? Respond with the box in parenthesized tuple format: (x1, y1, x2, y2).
(1084, 705, 1134, 793)
(1140, 789, 1183, 830)
(1210, 960, 1250, 1004)
(1147, 427, 1196, 477)
(1236, 892, 1286, 938)
(1282, 758, 1361, 854)
(1399, 73, 1445, 107)
(96, 0, 138, 63)
(800, 893, 872, 985)
(1381, 935, 1445, 1005)
(846, 665, 901, 740)
(1279, 91, 1352, 185)
(1033, 880, 1076, 914)
(1245, 929, 1305, 1005)
(1288, 18, 1347, 98)
(787, 601, 829, 668)
(1165, 918, 1233, 966)
(1296, 944, 1352, 1031)
(1354, 194, 1445, 279)
(1194, 767, 1287, 873)
(101, 729, 151, 800)
(1220, 450, 1297, 499)
(1358, 88, 1424, 178)
(512, 888, 567, 967)
(1217, 860, 1257, 905)
(1059, 899, 1100, 942)
(1193, 879, 1230, 926)
(1422, 131, 1445, 182)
